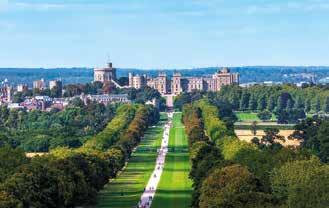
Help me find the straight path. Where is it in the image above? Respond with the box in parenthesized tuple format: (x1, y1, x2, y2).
(151, 112, 193, 208)
(96, 113, 167, 208)
(138, 112, 173, 208)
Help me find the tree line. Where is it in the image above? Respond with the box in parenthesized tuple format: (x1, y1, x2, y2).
(182, 99, 329, 208)
(0, 104, 159, 207)
(175, 84, 329, 123)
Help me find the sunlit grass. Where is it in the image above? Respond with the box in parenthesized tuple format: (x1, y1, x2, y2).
(96, 113, 167, 208)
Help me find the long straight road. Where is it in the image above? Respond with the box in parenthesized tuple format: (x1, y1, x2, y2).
(151, 112, 193, 208)
(138, 112, 173, 208)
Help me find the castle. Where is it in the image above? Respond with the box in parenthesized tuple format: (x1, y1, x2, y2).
(128, 68, 239, 95)
(94, 62, 239, 95)
(94, 62, 117, 83)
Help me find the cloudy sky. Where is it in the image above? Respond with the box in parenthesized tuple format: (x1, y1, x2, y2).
(0, 0, 329, 68)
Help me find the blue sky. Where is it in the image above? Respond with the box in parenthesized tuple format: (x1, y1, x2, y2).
(1, 0, 329, 68)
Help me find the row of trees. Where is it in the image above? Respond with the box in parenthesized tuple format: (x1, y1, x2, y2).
(0, 104, 159, 207)
(182, 99, 329, 208)
(217, 84, 329, 113)
(175, 84, 329, 123)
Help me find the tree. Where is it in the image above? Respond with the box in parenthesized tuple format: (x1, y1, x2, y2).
(69, 97, 84, 107)
(271, 157, 329, 208)
(251, 121, 258, 136)
(257, 111, 272, 121)
(277, 92, 292, 110)
(249, 95, 257, 111)
(324, 97, 329, 113)
(317, 120, 329, 163)
(117, 77, 128, 86)
(305, 99, 311, 112)
(0, 191, 22, 208)
(189, 141, 223, 207)
(295, 96, 305, 109)
(267, 96, 276, 112)
(0, 146, 29, 183)
(286, 98, 294, 110)
(50, 86, 62, 98)
(312, 98, 321, 112)
(199, 164, 268, 208)
(239, 91, 250, 110)
(261, 128, 284, 149)
(257, 96, 267, 111)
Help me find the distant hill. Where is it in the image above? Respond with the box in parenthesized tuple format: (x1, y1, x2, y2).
(1, 66, 329, 87)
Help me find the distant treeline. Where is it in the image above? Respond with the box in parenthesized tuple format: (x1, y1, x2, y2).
(0, 104, 159, 207)
(182, 99, 329, 208)
(1, 66, 329, 87)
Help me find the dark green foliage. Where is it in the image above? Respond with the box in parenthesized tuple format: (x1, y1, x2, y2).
(257, 110, 272, 121)
(291, 117, 329, 163)
(271, 157, 329, 208)
(0, 101, 115, 151)
(0, 146, 29, 183)
(199, 164, 275, 208)
(63, 81, 103, 97)
(174, 91, 204, 110)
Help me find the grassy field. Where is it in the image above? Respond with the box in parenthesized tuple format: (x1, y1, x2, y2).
(235, 111, 277, 121)
(96, 114, 167, 208)
(151, 112, 192, 208)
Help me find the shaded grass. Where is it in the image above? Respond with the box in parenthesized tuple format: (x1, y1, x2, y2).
(96, 113, 167, 208)
(151, 112, 192, 208)
(235, 112, 277, 121)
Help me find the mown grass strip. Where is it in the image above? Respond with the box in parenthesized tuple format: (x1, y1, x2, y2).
(151, 113, 192, 208)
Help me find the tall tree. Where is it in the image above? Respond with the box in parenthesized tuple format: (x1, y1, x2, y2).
(267, 96, 276, 112)
(257, 96, 267, 111)
(240, 91, 250, 110)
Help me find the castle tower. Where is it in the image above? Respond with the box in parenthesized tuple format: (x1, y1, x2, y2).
(94, 62, 117, 83)
(172, 72, 182, 95)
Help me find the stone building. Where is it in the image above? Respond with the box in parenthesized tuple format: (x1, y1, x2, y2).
(128, 73, 147, 89)
(33, 79, 45, 90)
(94, 62, 117, 83)
(128, 67, 239, 95)
(49, 80, 62, 91)
(17, 84, 29, 92)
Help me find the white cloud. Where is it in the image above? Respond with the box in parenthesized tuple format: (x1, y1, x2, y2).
(13, 2, 66, 11)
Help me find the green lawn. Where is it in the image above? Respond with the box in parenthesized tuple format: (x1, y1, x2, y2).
(96, 113, 167, 208)
(235, 111, 277, 121)
(151, 112, 192, 208)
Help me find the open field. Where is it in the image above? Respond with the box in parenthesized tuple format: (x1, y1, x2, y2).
(235, 129, 301, 147)
(151, 113, 192, 208)
(96, 114, 167, 208)
(235, 111, 277, 121)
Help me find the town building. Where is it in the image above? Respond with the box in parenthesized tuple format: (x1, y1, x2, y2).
(17, 84, 29, 92)
(128, 67, 239, 95)
(49, 80, 62, 91)
(33, 79, 46, 90)
(81, 94, 130, 105)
